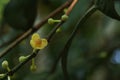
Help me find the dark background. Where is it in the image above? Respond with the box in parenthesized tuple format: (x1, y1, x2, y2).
(0, 0, 120, 80)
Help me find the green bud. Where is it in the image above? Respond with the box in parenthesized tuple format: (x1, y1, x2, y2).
(48, 18, 54, 25)
(56, 28, 61, 33)
(63, 8, 68, 13)
(0, 74, 5, 78)
(61, 14, 68, 21)
(99, 52, 107, 58)
(48, 18, 61, 25)
(30, 65, 37, 72)
(8, 76, 11, 80)
(2, 60, 9, 69)
(19, 56, 29, 62)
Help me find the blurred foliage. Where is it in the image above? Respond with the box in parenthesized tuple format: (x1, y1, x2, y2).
(0, 0, 120, 80)
(0, 0, 9, 23)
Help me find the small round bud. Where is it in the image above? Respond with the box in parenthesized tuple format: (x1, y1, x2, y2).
(2, 60, 9, 69)
(19, 56, 28, 62)
(63, 8, 68, 13)
(56, 28, 61, 33)
(61, 14, 68, 21)
(48, 18, 54, 25)
(30, 65, 37, 72)
(8, 76, 11, 80)
(99, 52, 107, 58)
(0, 74, 5, 78)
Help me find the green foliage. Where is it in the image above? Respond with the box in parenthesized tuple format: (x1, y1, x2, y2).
(0, 0, 9, 23)
(0, 0, 120, 80)
(94, 0, 120, 20)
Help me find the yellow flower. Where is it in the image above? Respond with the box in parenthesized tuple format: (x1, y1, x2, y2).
(30, 33, 48, 49)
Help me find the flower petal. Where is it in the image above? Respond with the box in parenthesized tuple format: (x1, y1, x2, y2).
(30, 40, 36, 49)
(32, 33, 40, 41)
(41, 39, 48, 47)
(36, 46, 44, 49)
(35, 39, 48, 49)
(30, 33, 48, 50)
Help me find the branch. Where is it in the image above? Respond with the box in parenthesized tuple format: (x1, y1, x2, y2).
(61, 5, 97, 80)
(0, 0, 73, 59)
(0, 33, 22, 48)
(1, 0, 74, 79)
(50, 6, 97, 80)
(49, 0, 78, 74)
(49, 5, 97, 79)
(50, 6, 97, 74)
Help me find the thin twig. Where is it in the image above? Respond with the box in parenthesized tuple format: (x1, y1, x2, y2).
(47, 21, 64, 42)
(0, 16, 64, 80)
(66, 0, 78, 15)
(1, 50, 39, 80)
(0, 33, 22, 48)
(0, 0, 73, 59)
(47, 0, 77, 41)
(1, 0, 74, 79)
(49, 0, 78, 74)
(50, 5, 97, 76)
(61, 5, 97, 80)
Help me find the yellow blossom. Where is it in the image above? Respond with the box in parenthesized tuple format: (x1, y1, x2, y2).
(30, 33, 48, 49)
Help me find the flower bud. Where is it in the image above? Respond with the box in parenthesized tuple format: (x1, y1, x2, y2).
(61, 14, 68, 21)
(30, 65, 37, 72)
(48, 18, 54, 25)
(0, 74, 5, 78)
(2, 60, 9, 69)
(48, 18, 61, 25)
(63, 8, 68, 13)
(56, 28, 61, 33)
(19, 56, 29, 62)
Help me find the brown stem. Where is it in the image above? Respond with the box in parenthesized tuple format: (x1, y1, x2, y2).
(66, 0, 78, 15)
(0, 0, 73, 59)
(0, 0, 74, 79)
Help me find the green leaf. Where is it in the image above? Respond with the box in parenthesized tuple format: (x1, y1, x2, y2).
(94, 0, 120, 20)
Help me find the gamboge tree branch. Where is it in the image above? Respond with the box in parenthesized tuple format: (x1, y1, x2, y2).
(49, 5, 97, 80)
(1, 0, 76, 79)
(0, 0, 73, 59)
